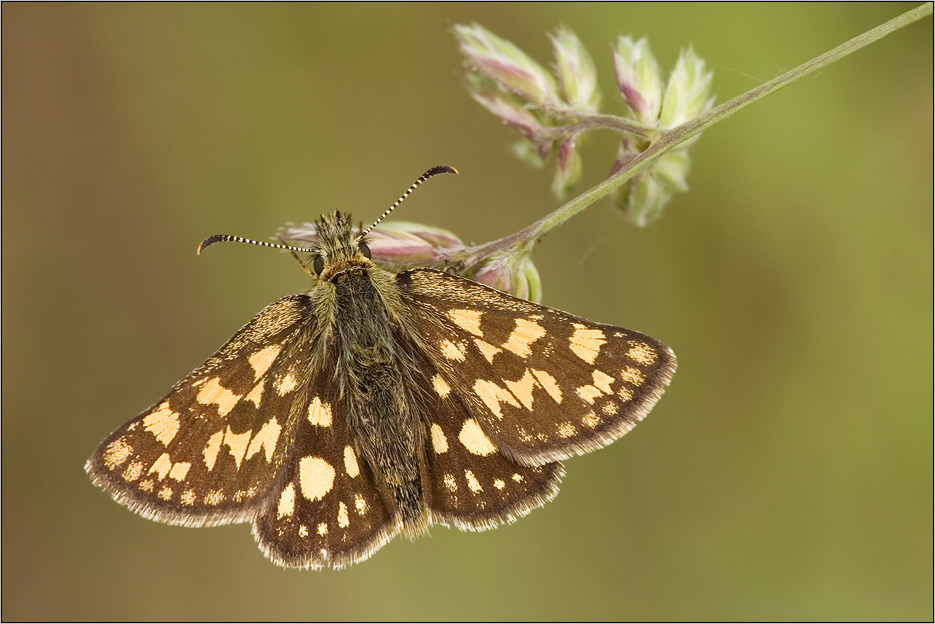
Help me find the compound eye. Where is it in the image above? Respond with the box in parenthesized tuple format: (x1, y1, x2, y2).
(313, 255, 325, 275)
(358, 241, 372, 259)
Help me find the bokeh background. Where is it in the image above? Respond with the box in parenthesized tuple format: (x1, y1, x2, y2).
(3, 3, 932, 621)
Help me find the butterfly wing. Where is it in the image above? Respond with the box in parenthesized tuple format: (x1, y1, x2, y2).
(397, 269, 676, 466)
(402, 347, 564, 531)
(252, 372, 401, 569)
(85, 295, 319, 526)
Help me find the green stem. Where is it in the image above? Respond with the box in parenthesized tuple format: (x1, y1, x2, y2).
(543, 110, 658, 140)
(464, 2, 932, 266)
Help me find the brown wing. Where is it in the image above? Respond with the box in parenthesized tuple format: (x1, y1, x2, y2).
(85, 295, 317, 526)
(402, 346, 564, 531)
(251, 372, 401, 569)
(396, 269, 676, 466)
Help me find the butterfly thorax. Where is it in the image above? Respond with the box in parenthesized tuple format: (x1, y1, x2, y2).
(314, 212, 428, 534)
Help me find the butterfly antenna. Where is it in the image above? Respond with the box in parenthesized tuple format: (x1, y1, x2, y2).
(196, 234, 316, 256)
(360, 165, 458, 238)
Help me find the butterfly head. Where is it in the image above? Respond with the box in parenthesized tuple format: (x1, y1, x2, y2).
(309, 211, 373, 280)
(302, 165, 458, 281)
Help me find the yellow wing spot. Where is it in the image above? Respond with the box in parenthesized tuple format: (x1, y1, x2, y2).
(232, 488, 255, 506)
(299, 456, 336, 502)
(465, 470, 482, 493)
(277, 483, 296, 519)
(180, 490, 196, 505)
(244, 381, 264, 407)
(168, 461, 191, 481)
(223, 426, 251, 469)
(581, 412, 601, 428)
(246, 418, 282, 463)
(576, 384, 602, 404)
(148, 453, 173, 481)
(601, 401, 618, 416)
(430, 423, 449, 454)
(138, 479, 154, 492)
(505, 369, 538, 410)
(592, 370, 615, 394)
(195, 378, 240, 417)
(143, 404, 180, 446)
(440, 339, 467, 362)
(621, 366, 644, 386)
(556, 422, 576, 438)
(444, 473, 458, 492)
(158, 486, 173, 501)
(344, 445, 360, 478)
(626, 341, 656, 365)
(274, 372, 298, 396)
(459, 419, 497, 456)
(432, 374, 451, 398)
(317, 523, 328, 536)
(502, 318, 546, 357)
(122, 460, 144, 482)
(354, 494, 368, 515)
(337, 501, 350, 528)
(203, 430, 224, 471)
(205, 490, 225, 505)
(512, 473, 524, 483)
(531, 369, 563, 404)
(298, 525, 309, 538)
(493, 479, 505, 490)
(307, 396, 333, 427)
(447, 309, 484, 336)
(570, 324, 605, 364)
(618, 386, 633, 402)
(473, 379, 520, 418)
(103, 438, 132, 470)
(248, 344, 282, 380)
(473, 338, 502, 364)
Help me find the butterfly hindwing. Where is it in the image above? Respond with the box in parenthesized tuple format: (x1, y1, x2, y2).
(253, 376, 400, 569)
(397, 269, 677, 465)
(406, 348, 564, 531)
(85, 295, 316, 526)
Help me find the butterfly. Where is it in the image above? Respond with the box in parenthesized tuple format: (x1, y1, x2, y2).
(85, 166, 676, 569)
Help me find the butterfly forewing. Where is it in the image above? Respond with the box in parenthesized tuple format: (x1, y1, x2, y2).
(86, 295, 316, 525)
(397, 269, 676, 465)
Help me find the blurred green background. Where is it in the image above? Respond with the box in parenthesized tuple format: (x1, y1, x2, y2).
(3, 3, 931, 621)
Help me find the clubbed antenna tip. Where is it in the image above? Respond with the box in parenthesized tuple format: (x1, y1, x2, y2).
(427, 165, 459, 176)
